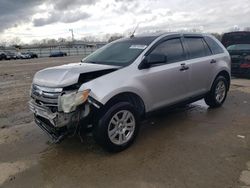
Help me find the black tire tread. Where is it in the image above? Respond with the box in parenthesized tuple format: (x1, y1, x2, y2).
(204, 76, 228, 108)
(93, 102, 140, 152)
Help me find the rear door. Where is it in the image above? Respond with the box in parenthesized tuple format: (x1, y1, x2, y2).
(182, 36, 214, 96)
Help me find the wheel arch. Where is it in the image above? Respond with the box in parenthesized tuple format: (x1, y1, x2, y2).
(101, 92, 146, 117)
(212, 70, 231, 91)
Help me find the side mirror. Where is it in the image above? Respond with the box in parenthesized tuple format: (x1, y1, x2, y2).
(139, 54, 167, 69)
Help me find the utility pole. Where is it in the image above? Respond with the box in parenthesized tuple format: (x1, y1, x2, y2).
(69, 29, 74, 42)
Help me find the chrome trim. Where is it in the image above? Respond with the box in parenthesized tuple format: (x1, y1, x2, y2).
(31, 84, 62, 106)
(29, 100, 57, 126)
(31, 93, 59, 104)
(33, 84, 63, 93)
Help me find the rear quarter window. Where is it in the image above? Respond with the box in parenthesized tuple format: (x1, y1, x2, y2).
(204, 36, 224, 54)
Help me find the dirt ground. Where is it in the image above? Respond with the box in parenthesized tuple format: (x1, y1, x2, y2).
(0, 57, 250, 188)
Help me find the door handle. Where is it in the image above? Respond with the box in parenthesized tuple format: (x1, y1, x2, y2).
(180, 63, 189, 71)
(210, 59, 216, 64)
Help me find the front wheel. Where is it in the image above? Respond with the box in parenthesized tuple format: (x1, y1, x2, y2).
(93, 102, 140, 152)
(204, 76, 228, 108)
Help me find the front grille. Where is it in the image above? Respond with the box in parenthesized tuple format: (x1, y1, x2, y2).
(35, 115, 68, 140)
(31, 85, 62, 110)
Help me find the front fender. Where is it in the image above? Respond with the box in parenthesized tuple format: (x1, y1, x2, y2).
(78, 66, 151, 111)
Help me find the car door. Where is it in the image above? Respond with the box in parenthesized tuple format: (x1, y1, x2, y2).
(137, 37, 190, 111)
(182, 36, 214, 97)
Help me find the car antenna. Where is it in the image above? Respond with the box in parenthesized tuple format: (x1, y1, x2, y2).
(130, 23, 139, 38)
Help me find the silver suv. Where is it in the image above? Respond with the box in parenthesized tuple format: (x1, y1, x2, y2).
(29, 32, 231, 152)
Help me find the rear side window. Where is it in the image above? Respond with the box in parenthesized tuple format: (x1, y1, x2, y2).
(204, 36, 224, 54)
(150, 38, 185, 63)
(184, 37, 211, 59)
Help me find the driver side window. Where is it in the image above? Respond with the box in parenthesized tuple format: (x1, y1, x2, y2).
(151, 38, 186, 64)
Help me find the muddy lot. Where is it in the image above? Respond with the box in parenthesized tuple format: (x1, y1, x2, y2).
(0, 57, 250, 188)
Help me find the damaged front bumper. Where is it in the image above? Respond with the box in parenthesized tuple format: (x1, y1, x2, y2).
(29, 99, 91, 142)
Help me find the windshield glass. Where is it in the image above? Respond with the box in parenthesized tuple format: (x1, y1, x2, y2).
(82, 37, 156, 66)
(227, 44, 250, 51)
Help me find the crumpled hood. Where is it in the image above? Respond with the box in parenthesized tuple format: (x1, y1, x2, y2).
(33, 62, 119, 88)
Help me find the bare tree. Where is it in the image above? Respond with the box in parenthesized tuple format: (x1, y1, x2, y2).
(210, 33, 222, 41)
(0, 40, 7, 48)
(31, 39, 40, 46)
(244, 27, 250, 31)
(47, 39, 57, 46)
(108, 34, 124, 43)
(9, 37, 21, 46)
(58, 38, 67, 44)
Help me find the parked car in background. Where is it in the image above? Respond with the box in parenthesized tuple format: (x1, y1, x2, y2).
(5, 52, 17, 60)
(222, 31, 250, 77)
(227, 44, 250, 77)
(222, 31, 250, 48)
(0, 52, 6, 60)
(20, 53, 31, 59)
(16, 52, 31, 59)
(0, 51, 39, 60)
(29, 32, 231, 152)
(15, 52, 21, 59)
(49, 51, 67, 57)
(27, 52, 38, 58)
(15, 52, 23, 59)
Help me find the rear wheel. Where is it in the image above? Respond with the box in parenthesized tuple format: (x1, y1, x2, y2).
(93, 102, 140, 152)
(204, 76, 228, 108)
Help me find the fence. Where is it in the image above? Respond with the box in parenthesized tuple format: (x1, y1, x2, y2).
(0, 42, 106, 58)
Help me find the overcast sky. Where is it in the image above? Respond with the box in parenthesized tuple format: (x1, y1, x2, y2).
(0, 0, 249, 43)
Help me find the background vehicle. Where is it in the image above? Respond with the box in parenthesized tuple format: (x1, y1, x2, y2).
(27, 52, 38, 58)
(29, 33, 230, 152)
(49, 51, 67, 57)
(5, 51, 16, 60)
(15, 52, 22, 59)
(222, 31, 250, 77)
(20, 53, 31, 59)
(0, 52, 6, 60)
(16, 52, 31, 59)
(221, 31, 250, 48)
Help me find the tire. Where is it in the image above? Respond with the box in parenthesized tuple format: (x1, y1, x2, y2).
(93, 102, 140, 152)
(204, 76, 228, 108)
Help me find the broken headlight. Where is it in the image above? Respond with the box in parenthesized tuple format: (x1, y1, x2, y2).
(59, 89, 90, 113)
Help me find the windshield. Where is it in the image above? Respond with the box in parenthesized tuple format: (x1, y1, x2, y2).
(82, 37, 156, 66)
(227, 44, 250, 51)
